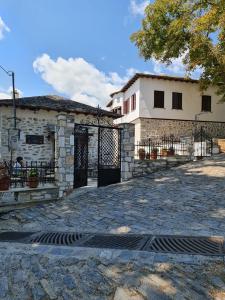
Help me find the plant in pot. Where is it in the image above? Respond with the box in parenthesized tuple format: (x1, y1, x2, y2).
(138, 148, 146, 160)
(27, 169, 39, 188)
(151, 148, 158, 160)
(0, 162, 10, 191)
(167, 147, 175, 157)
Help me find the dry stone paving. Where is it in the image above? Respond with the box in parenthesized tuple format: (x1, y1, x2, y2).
(1, 154, 225, 237)
(1, 154, 225, 299)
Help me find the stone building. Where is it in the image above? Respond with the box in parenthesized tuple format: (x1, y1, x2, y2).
(107, 73, 225, 142)
(0, 95, 118, 165)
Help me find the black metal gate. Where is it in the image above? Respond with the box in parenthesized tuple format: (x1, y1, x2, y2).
(73, 123, 121, 188)
(74, 125, 88, 188)
(193, 126, 213, 159)
(98, 126, 121, 187)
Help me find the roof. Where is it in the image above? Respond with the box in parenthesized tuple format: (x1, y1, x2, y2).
(108, 73, 199, 104)
(0, 95, 120, 118)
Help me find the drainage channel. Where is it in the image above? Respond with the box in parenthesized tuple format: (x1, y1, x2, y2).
(0, 231, 224, 256)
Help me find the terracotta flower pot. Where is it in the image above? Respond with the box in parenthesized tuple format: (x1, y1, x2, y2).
(151, 150, 158, 160)
(0, 177, 10, 191)
(27, 177, 39, 188)
(138, 149, 146, 160)
(167, 149, 175, 156)
(161, 149, 168, 157)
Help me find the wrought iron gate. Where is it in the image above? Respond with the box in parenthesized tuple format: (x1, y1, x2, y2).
(193, 127, 213, 159)
(74, 125, 88, 188)
(98, 126, 121, 187)
(74, 123, 121, 188)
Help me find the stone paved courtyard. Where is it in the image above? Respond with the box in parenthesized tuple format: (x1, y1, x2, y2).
(1, 155, 225, 299)
(1, 154, 225, 237)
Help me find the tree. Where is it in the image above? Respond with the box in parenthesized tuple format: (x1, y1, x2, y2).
(131, 0, 225, 101)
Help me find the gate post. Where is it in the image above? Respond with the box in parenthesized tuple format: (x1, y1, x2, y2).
(120, 123, 135, 181)
(55, 113, 75, 198)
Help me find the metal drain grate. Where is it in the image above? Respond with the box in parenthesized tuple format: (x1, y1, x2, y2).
(80, 234, 148, 250)
(0, 232, 224, 256)
(143, 236, 224, 256)
(28, 232, 88, 246)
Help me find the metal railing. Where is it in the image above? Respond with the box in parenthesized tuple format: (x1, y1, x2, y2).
(4, 161, 57, 188)
(135, 136, 189, 160)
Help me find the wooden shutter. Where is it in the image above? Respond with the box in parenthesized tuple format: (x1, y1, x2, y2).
(202, 95, 211, 112)
(154, 91, 164, 108)
(172, 92, 182, 109)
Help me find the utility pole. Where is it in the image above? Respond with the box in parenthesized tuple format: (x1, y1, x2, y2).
(0, 65, 17, 129)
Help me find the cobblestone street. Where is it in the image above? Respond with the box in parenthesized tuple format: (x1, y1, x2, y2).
(2, 154, 225, 237)
(1, 155, 225, 299)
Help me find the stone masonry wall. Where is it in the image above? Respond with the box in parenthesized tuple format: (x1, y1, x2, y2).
(0, 187, 59, 208)
(133, 156, 190, 178)
(120, 123, 135, 181)
(0, 109, 56, 162)
(140, 118, 225, 140)
(55, 114, 75, 198)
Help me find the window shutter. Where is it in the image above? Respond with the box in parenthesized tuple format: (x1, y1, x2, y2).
(154, 91, 164, 108)
(172, 92, 182, 109)
(202, 95, 211, 112)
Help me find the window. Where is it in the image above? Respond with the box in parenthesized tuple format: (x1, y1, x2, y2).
(172, 92, 182, 110)
(123, 99, 130, 114)
(154, 91, 164, 108)
(202, 95, 211, 112)
(112, 107, 122, 115)
(131, 94, 136, 111)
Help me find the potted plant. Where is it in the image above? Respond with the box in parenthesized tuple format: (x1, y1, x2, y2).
(0, 162, 10, 191)
(151, 148, 158, 160)
(27, 169, 39, 188)
(138, 148, 146, 160)
(167, 147, 175, 156)
(161, 148, 168, 157)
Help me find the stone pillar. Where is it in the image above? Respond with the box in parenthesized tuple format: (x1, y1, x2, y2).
(55, 114, 74, 198)
(120, 123, 135, 181)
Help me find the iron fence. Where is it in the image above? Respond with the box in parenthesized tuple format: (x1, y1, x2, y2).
(135, 136, 189, 160)
(4, 160, 57, 188)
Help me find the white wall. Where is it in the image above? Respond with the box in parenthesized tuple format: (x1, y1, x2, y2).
(139, 78, 225, 122)
(109, 77, 225, 124)
(113, 79, 140, 124)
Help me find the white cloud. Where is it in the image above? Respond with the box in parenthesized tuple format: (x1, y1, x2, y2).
(33, 54, 141, 106)
(0, 91, 11, 99)
(151, 53, 202, 78)
(0, 17, 10, 40)
(130, 0, 150, 16)
(0, 87, 23, 99)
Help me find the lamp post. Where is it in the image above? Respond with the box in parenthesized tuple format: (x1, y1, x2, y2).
(0, 65, 17, 129)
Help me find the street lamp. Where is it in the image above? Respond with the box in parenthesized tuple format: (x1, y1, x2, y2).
(0, 65, 17, 129)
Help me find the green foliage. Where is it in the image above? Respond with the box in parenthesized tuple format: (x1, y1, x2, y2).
(28, 169, 38, 177)
(131, 0, 225, 101)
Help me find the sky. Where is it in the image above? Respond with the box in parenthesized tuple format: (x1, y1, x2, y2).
(0, 0, 198, 107)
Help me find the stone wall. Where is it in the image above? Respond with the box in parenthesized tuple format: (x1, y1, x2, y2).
(0, 107, 112, 164)
(140, 118, 225, 140)
(55, 114, 75, 198)
(0, 109, 56, 162)
(120, 123, 135, 181)
(133, 156, 190, 178)
(0, 186, 59, 210)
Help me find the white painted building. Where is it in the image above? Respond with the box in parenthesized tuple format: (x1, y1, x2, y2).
(107, 73, 225, 141)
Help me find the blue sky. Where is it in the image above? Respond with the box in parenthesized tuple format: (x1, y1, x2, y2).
(0, 0, 194, 106)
